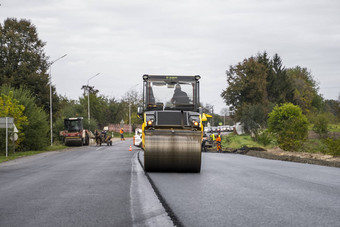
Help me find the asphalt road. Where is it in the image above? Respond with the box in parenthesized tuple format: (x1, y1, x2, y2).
(0, 140, 172, 227)
(141, 152, 340, 227)
(1, 141, 339, 227)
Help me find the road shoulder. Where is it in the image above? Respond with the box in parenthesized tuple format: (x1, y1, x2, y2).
(130, 151, 174, 227)
(244, 148, 340, 168)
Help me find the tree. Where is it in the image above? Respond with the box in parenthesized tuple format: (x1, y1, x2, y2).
(238, 103, 268, 135)
(1, 85, 49, 151)
(0, 18, 58, 113)
(221, 56, 268, 109)
(221, 52, 323, 133)
(266, 53, 293, 104)
(0, 90, 28, 152)
(120, 90, 143, 126)
(287, 66, 321, 113)
(268, 103, 308, 151)
(324, 99, 340, 122)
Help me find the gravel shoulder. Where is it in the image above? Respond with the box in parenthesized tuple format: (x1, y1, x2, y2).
(208, 145, 340, 168)
(244, 147, 340, 168)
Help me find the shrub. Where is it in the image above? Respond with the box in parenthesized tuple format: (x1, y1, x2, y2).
(1, 86, 49, 151)
(268, 103, 309, 151)
(312, 113, 329, 138)
(255, 130, 274, 146)
(322, 138, 340, 156)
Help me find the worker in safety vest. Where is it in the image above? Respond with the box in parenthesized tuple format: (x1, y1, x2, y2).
(216, 132, 222, 152)
(120, 128, 125, 141)
(210, 133, 215, 141)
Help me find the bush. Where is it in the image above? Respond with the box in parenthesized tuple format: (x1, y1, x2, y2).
(322, 138, 340, 156)
(312, 113, 329, 138)
(255, 130, 274, 146)
(268, 103, 309, 151)
(1, 86, 49, 151)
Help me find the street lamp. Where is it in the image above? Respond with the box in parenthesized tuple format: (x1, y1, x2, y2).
(87, 73, 100, 126)
(49, 54, 67, 146)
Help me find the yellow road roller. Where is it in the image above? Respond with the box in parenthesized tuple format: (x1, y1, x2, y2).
(138, 75, 203, 172)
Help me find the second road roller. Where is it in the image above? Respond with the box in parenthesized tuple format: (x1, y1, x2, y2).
(138, 75, 203, 172)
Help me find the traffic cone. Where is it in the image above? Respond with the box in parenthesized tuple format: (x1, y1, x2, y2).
(129, 145, 132, 151)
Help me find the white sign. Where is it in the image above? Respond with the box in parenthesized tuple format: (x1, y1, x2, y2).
(0, 117, 14, 128)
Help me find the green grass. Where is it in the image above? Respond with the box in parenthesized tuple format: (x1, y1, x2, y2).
(221, 128, 339, 156)
(328, 124, 340, 133)
(221, 134, 276, 150)
(298, 139, 326, 153)
(309, 123, 340, 133)
(0, 144, 68, 164)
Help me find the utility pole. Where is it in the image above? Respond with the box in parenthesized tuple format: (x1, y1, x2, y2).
(81, 83, 99, 130)
(82, 73, 100, 128)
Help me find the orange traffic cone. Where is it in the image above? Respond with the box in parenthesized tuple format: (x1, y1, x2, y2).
(129, 145, 132, 151)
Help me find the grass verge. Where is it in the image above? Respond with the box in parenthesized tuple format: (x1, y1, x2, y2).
(0, 144, 68, 164)
(221, 134, 276, 150)
(222, 133, 339, 157)
(112, 132, 134, 138)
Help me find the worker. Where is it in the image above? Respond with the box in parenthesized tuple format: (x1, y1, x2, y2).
(120, 128, 125, 141)
(171, 84, 189, 104)
(202, 133, 208, 152)
(216, 132, 222, 152)
(101, 130, 108, 142)
(210, 133, 215, 141)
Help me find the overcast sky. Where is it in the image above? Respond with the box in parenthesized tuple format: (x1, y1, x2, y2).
(1, 0, 339, 114)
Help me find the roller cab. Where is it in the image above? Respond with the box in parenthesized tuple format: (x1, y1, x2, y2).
(139, 75, 203, 173)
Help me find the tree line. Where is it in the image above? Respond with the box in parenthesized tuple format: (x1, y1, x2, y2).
(0, 18, 142, 153)
(1, 17, 339, 153)
(221, 52, 340, 152)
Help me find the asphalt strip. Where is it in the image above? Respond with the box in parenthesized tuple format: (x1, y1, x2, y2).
(130, 152, 174, 227)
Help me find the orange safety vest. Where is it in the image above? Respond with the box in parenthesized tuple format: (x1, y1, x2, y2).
(216, 135, 221, 142)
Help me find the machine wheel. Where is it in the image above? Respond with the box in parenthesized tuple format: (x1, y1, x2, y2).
(144, 131, 201, 173)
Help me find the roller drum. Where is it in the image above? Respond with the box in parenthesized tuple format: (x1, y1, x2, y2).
(144, 130, 201, 172)
(65, 138, 83, 146)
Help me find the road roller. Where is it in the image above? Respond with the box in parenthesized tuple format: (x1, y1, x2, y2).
(61, 117, 90, 146)
(138, 75, 203, 172)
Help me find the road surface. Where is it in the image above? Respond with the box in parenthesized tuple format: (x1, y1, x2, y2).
(1, 141, 339, 227)
(140, 151, 340, 227)
(0, 140, 172, 227)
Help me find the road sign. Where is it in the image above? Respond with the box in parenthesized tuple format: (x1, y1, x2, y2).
(0, 117, 15, 157)
(0, 117, 14, 128)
